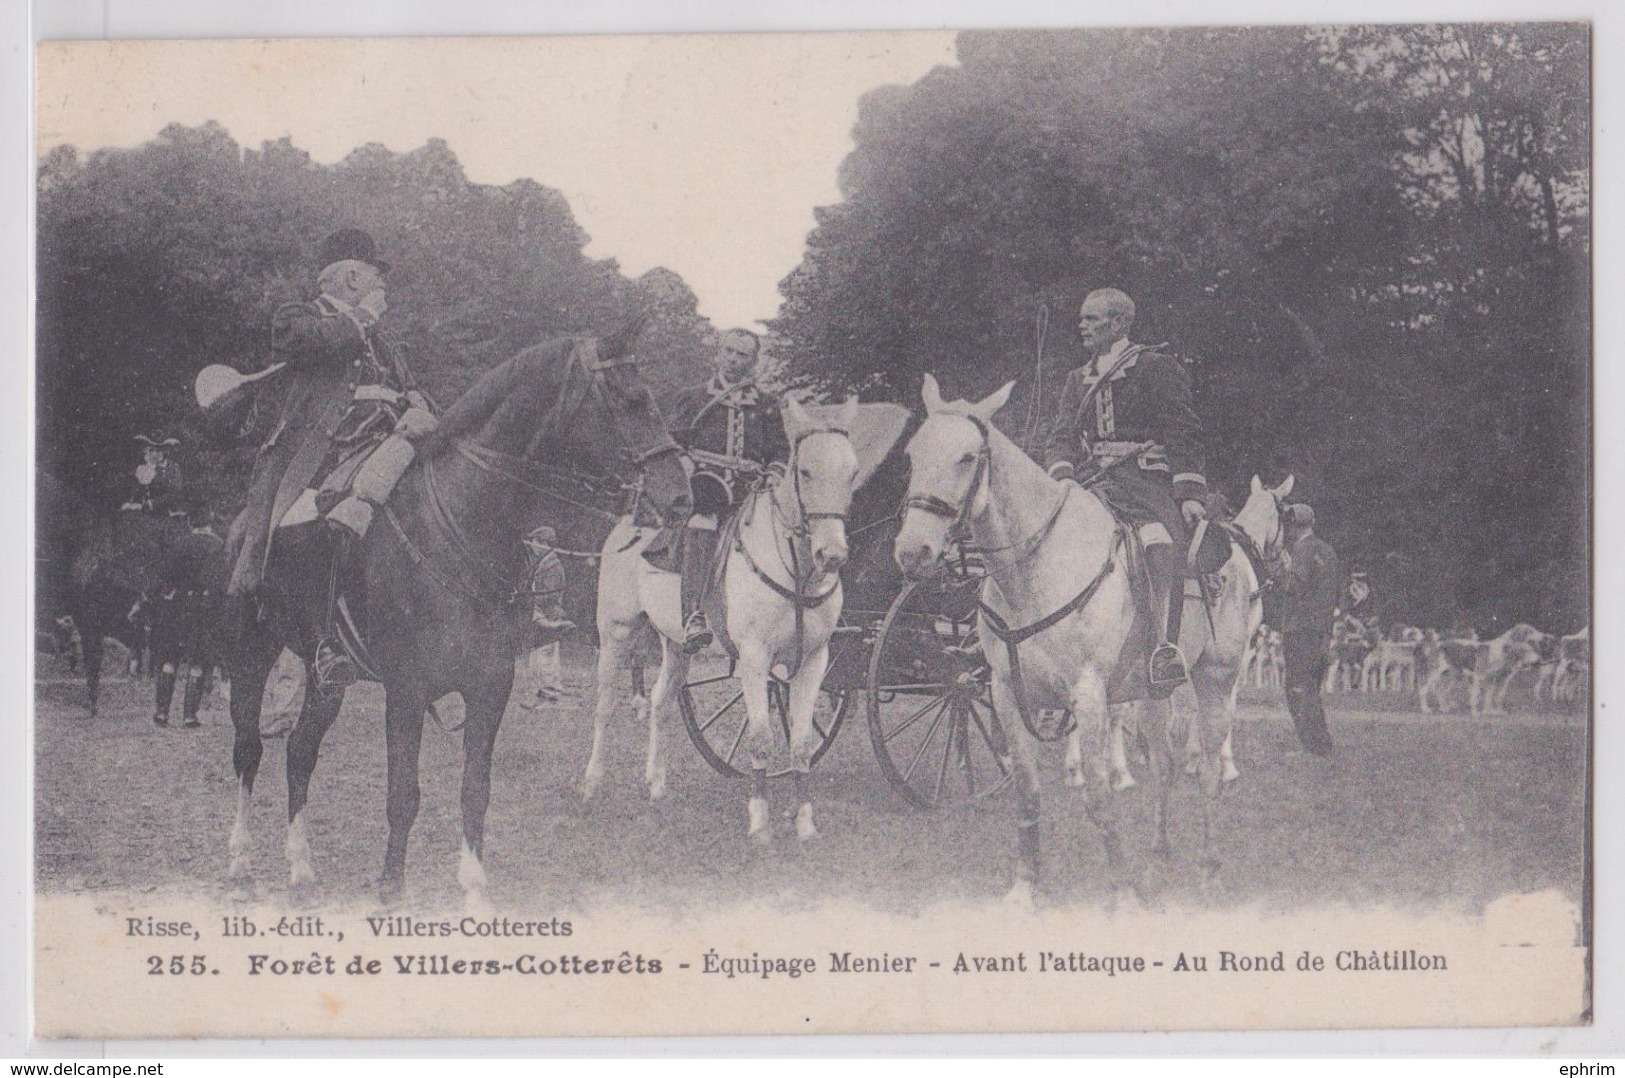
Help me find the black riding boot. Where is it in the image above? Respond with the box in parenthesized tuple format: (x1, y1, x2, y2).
(1146, 542, 1189, 698)
(311, 527, 356, 693)
(681, 528, 716, 654)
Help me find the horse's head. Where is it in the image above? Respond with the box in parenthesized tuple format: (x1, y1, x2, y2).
(562, 325, 693, 527)
(894, 373, 1015, 580)
(781, 394, 861, 575)
(1234, 473, 1295, 560)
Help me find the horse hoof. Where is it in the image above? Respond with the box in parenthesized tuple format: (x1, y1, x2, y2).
(288, 878, 320, 909)
(464, 890, 496, 919)
(1111, 772, 1136, 792)
(1066, 765, 1086, 788)
(225, 874, 254, 904)
(1003, 879, 1036, 912)
(747, 797, 772, 844)
(377, 878, 405, 909)
(794, 805, 818, 842)
(579, 778, 600, 803)
(1221, 760, 1240, 783)
(647, 774, 668, 802)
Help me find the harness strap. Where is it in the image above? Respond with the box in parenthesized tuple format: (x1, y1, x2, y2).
(977, 531, 1122, 742)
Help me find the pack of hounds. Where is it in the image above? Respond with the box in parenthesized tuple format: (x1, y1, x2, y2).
(1242, 618, 1590, 716)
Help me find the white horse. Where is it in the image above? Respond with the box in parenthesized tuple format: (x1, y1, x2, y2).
(587, 395, 863, 842)
(1127, 475, 1287, 792)
(894, 376, 1257, 903)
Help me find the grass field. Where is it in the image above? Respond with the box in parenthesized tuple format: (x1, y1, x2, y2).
(34, 645, 1587, 916)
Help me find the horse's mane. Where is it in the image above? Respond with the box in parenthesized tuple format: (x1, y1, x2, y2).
(421, 317, 645, 458)
(420, 338, 572, 456)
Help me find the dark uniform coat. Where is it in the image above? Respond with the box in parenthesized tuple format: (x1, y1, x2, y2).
(669, 375, 788, 517)
(226, 296, 416, 595)
(1278, 531, 1343, 637)
(1042, 342, 1207, 544)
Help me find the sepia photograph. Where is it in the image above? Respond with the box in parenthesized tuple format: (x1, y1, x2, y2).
(30, 20, 1590, 1040)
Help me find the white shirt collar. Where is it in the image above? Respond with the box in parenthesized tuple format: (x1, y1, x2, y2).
(1091, 337, 1131, 376)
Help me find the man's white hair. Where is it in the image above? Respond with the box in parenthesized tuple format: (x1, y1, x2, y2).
(1084, 287, 1136, 329)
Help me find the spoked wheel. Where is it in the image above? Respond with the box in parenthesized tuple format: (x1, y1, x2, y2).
(867, 576, 1013, 809)
(677, 650, 852, 780)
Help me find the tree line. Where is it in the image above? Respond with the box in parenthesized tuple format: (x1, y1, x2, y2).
(37, 123, 720, 528)
(771, 24, 1589, 632)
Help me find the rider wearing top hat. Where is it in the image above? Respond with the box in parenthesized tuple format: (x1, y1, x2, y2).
(1043, 288, 1208, 697)
(225, 228, 433, 690)
(644, 327, 788, 653)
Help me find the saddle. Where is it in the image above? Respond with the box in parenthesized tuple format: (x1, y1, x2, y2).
(1069, 485, 1230, 705)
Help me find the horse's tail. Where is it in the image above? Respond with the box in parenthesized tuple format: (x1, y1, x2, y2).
(599, 312, 648, 361)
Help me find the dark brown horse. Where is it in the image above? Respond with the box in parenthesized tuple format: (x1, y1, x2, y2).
(224, 325, 692, 909)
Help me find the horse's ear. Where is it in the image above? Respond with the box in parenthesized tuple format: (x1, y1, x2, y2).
(782, 393, 812, 433)
(1250, 475, 1263, 495)
(970, 380, 1016, 421)
(599, 312, 648, 360)
(837, 394, 860, 430)
(921, 373, 945, 413)
(1276, 474, 1296, 498)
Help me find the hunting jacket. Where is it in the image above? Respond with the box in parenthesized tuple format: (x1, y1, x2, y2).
(1278, 531, 1342, 637)
(670, 374, 788, 507)
(1042, 341, 1208, 504)
(226, 295, 417, 595)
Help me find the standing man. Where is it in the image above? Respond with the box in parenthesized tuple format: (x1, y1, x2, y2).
(1043, 288, 1208, 696)
(224, 228, 432, 691)
(645, 328, 788, 653)
(1275, 503, 1342, 757)
(518, 525, 574, 709)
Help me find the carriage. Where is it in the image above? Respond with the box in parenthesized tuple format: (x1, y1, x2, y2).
(667, 438, 1017, 810)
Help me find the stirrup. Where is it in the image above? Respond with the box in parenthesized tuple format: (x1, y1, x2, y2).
(313, 640, 358, 692)
(682, 612, 713, 655)
(1148, 642, 1188, 692)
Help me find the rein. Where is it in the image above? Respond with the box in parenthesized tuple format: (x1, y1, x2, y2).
(730, 424, 849, 678)
(979, 531, 1123, 742)
(904, 410, 1124, 743)
(392, 343, 681, 609)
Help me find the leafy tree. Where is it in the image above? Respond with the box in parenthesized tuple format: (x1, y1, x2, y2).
(772, 25, 1588, 630)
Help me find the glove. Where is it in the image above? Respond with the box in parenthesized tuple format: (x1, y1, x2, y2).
(395, 407, 439, 439)
(1181, 499, 1207, 525)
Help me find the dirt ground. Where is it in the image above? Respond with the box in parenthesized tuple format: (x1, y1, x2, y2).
(34, 644, 1587, 916)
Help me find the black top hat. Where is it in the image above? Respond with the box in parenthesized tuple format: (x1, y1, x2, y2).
(316, 228, 390, 274)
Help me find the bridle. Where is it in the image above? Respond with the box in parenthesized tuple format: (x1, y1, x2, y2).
(389, 341, 686, 608)
(901, 411, 1120, 743)
(730, 422, 853, 678)
(903, 412, 992, 547)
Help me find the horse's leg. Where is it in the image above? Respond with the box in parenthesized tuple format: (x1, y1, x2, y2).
(1067, 665, 1130, 905)
(786, 646, 829, 841)
(81, 624, 103, 719)
(380, 688, 428, 907)
(1189, 667, 1236, 883)
(225, 609, 279, 896)
(457, 673, 511, 916)
(583, 624, 633, 801)
(642, 642, 685, 803)
(992, 674, 1040, 909)
(1105, 713, 1135, 791)
(284, 682, 345, 905)
(737, 646, 775, 845)
(1136, 696, 1175, 897)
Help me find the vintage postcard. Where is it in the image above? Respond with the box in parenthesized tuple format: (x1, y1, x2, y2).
(32, 26, 1590, 1039)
